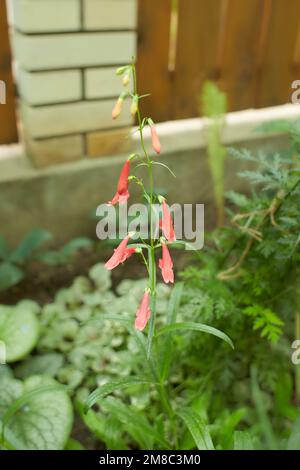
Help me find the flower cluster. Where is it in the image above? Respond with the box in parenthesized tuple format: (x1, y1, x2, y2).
(103, 62, 176, 341)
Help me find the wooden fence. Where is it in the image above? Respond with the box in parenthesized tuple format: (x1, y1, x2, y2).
(137, 0, 300, 122)
(0, 0, 18, 144)
(1, 0, 300, 147)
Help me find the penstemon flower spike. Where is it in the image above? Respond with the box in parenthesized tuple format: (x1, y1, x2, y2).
(104, 59, 180, 358)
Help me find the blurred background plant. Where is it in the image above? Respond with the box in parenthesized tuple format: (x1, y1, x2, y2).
(201, 81, 227, 227)
(0, 229, 93, 292)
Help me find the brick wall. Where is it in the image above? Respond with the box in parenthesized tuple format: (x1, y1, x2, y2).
(11, 0, 137, 168)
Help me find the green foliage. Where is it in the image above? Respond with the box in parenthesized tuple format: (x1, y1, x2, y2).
(179, 119, 300, 448)
(243, 305, 283, 342)
(177, 408, 214, 450)
(201, 81, 227, 226)
(0, 303, 39, 362)
(0, 229, 93, 291)
(0, 374, 72, 450)
(36, 237, 93, 266)
(0, 229, 51, 290)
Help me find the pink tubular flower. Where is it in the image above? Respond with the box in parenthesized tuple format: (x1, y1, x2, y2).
(150, 124, 161, 154)
(112, 97, 123, 119)
(135, 290, 151, 331)
(108, 159, 130, 205)
(159, 243, 174, 284)
(105, 234, 135, 270)
(161, 199, 176, 243)
(120, 247, 136, 263)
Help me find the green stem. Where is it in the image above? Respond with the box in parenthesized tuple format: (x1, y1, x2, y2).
(131, 61, 176, 445)
(132, 62, 156, 357)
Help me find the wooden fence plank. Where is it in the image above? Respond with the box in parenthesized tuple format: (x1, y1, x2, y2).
(136, 0, 172, 123)
(257, 0, 300, 107)
(137, 0, 300, 120)
(172, 0, 222, 120)
(219, 0, 263, 111)
(0, 0, 18, 144)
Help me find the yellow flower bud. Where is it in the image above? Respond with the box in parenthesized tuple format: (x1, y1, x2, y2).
(112, 97, 123, 120)
(130, 96, 138, 117)
(122, 74, 130, 87)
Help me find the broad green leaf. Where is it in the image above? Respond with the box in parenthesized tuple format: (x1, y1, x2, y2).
(85, 377, 152, 410)
(1, 383, 68, 430)
(15, 353, 64, 379)
(0, 305, 39, 362)
(0, 419, 25, 450)
(160, 283, 184, 381)
(0, 376, 23, 416)
(156, 321, 234, 349)
(89, 262, 112, 291)
(10, 229, 52, 263)
(177, 408, 214, 450)
(0, 262, 24, 291)
(234, 431, 254, 450)
(3, 376, 73, 450)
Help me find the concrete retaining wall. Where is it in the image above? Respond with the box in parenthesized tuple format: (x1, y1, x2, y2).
(0, 104, 299, 246)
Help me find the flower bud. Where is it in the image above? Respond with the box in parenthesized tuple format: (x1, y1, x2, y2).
(148, 119, 161, 154)
(130, 96, 138, 117)
(112, 97, 124, 120)
(122, 74, 130, 87)
(116, 65, 129, 76)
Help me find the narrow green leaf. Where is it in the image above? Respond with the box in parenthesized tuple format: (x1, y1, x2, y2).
(234, 431, 254, 450)
(251, 366, 278, 449)
(152, 161, 176, 177)
(177, 408, 214, 450)
(170, 240, 202, 258)
(85, 377, 152, 411)
(156, 321, 234, 349)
